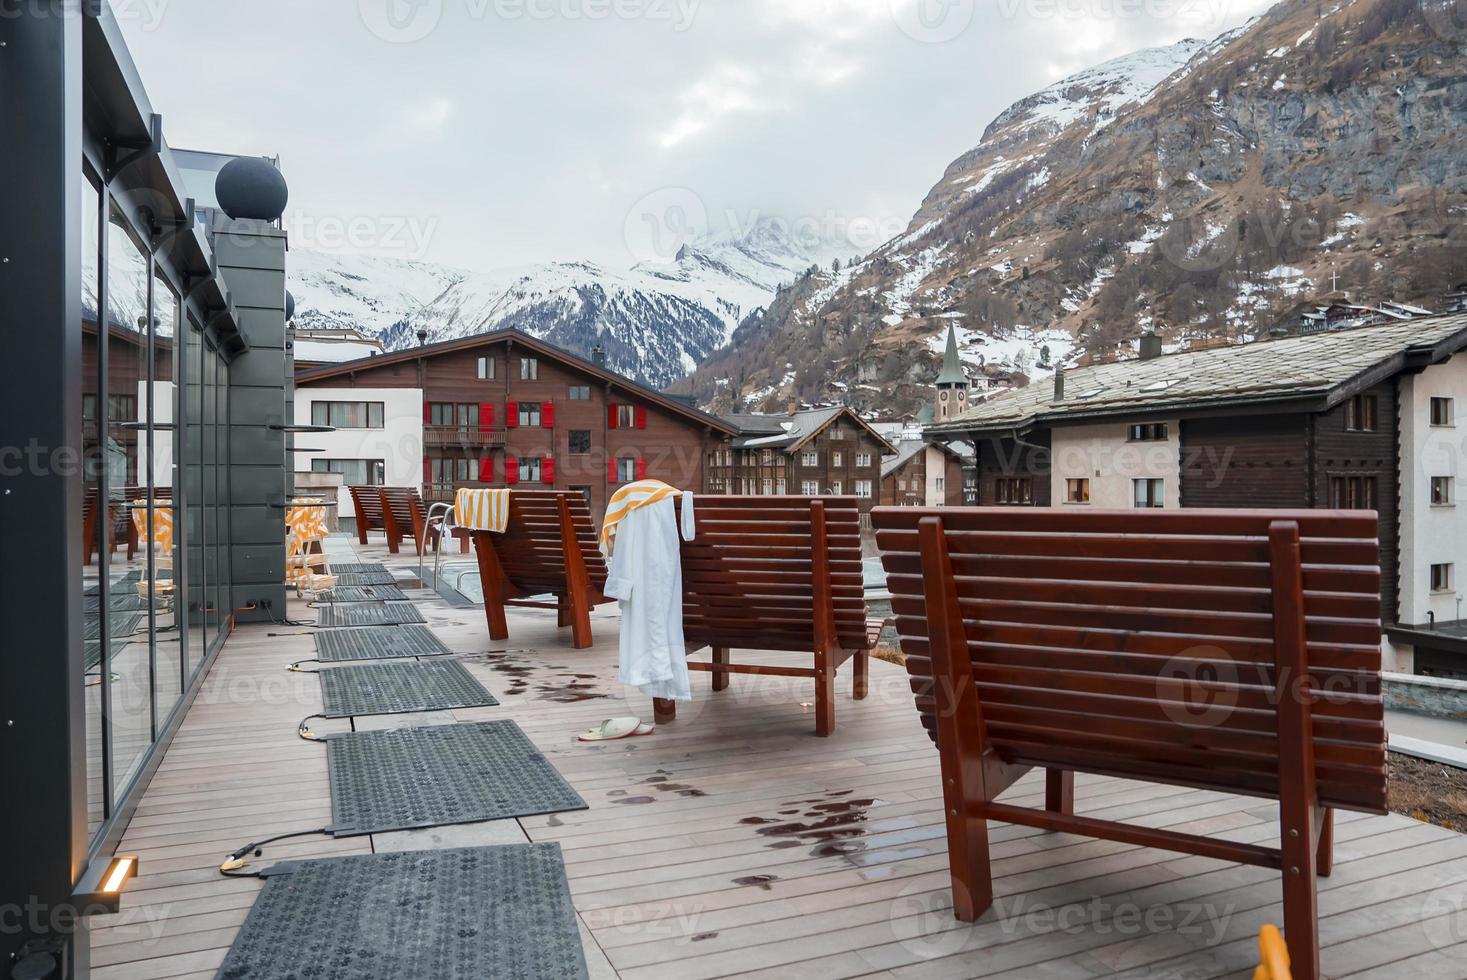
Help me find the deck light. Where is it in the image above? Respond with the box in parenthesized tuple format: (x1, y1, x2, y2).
(72, 854, 139, 914)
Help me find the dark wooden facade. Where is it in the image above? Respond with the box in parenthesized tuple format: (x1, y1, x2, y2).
(708, 411, 889, 514)
(82, 320, 173, 487)
(880, 445, 966, 507)
(295, 331, 736, 519)
(970, 434, 1054, 508)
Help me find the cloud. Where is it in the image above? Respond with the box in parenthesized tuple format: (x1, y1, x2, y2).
(657, 63, 764, 148)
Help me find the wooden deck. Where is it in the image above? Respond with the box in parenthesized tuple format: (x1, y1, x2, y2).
(89, 540, 1467, 979)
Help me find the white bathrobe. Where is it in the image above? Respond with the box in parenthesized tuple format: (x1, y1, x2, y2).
(603, 493, 696, 702)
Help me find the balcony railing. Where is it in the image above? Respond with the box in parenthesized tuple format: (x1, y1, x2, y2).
(424, 425, 506, 448)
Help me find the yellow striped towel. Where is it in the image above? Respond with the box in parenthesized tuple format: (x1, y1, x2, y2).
(600, 480, 683, 554)
(456, 488, 511, 533)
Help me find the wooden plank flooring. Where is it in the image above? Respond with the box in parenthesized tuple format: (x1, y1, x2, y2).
(89, 538, 1467, 979)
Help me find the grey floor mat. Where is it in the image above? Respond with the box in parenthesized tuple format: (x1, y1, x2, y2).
(315, 625, 452, 662)
(316, 602, 425, 627)
(83, 612, 143, 641)
(335, 571, 398, 586)
(325, 721, 587, 836)
(328, 563, 389, 574)
(317, 584, 410, 603)
(318, 661, 497, 718)
(83, 594, 153, 613)
(214, 844, 588, 980)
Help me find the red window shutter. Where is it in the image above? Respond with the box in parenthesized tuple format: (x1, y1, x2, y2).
(505, 457, 519, 485)
(423, 456, 431, 484)
(608, 404, 619, 430)
(423, 401, 432, 424)
(608, 456, 619, 484)
(542, 402, 555, 428)
(542, 457, 555, 484)
(506, 401, 518, 429)
(635, 406, 647, 430)
(479, 402, 494, 431)
(635, 458, 647, 481)
(479, 456, 493, 483)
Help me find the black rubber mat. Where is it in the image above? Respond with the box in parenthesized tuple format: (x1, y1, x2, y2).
(329, 562, 389, 574)
(325, 721, 587, 836)
(83, 593, 152, 613)
(83, 612, 143, 642)
(317, 602, 425, 627)
(315, 625, 452, 663)
(317, 584, 410, 603)
(214, 844, 589, 980)
(318, 661, 497, 718)
(335, 571, 399, 586)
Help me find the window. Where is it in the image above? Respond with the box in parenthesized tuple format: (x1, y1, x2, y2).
(1432, 476, 1453, 506)
(935, 478, 945, 493)
(312, 400, 385, 429)
(1128, 422, 1169, 442)
(801, 481, 819, 495)
(1345, 394, 1378, 432)
(801, 451, 819, 467)
(568, 430, 592, 455)
(568, 385, 591, 400)
(617, 458, 638, 482)
(856, 453, 872, 467)
(1329, 476, 1377, 510)
(776, 479, 786, 495)
(615, 405, 637, 428)
(831, 481, 842, 495)
(427, 455, 474, 486)
(761, 449, 773, 465)
(520, 357, 538, 380)
(762, 479, 772, 495)
(428, 402, 479, 428)
(519, 457, 542, 483)
(830, 427, 845, 440)
(832, 452, 843, 466)
(1066, 478, 1090, 503)
(1133, 478, 1164, 508)
(518, 401, 542, 427)
(312, 458, 385, 486)
(477, 355, 496, 380)
(995, 478, 1032, 505)
(855, 480, 872, 498)
(1432, 563, 1454, 593)
(1432, 397, 1455, 426)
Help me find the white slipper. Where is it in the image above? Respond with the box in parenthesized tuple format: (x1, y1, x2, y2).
(578, 717, 642, 742)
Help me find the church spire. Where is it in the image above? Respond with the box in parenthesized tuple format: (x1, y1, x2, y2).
(935, 322, 966, 387)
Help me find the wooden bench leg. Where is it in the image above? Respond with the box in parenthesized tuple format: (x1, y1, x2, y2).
(557, 593, 571, 629)
(1044, 768, 1074, 816)
(653, 698, 677, 725)
(472, 533, 509, 642)
(1315, 807, 1334, 878)
(711, 647, 729, 692)
(852, 647, 869, 701)
(814, 655, 835, 738)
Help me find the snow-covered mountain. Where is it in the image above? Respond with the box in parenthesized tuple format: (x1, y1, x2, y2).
(682, 0, 1467, 416)
(288, 220, 839, 389)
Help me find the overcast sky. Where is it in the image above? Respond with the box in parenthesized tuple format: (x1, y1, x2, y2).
(117, 0, 1273, 271)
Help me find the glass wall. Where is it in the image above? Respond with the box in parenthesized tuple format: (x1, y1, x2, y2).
(79, 166, 237, 848)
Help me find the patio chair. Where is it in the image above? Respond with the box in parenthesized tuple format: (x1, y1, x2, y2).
(346, 485, 388, 547)
(379, 486, 470, 558)
(652, 496, 879, 737)
(465, 490, 612, 649)
(871, 507, 1388, 980)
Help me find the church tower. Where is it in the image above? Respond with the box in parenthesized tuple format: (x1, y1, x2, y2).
(933, 323, 968, 423)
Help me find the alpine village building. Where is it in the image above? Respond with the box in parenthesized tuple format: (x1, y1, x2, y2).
(292, 328, 896, 521)
(923, 313, 1467, 678)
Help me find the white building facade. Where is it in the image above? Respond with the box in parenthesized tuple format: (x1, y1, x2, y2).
(292, 386, 424, 516)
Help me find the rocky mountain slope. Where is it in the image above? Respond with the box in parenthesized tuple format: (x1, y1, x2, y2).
(288, 220, 839, 389)
(678, 0, 1467, 416)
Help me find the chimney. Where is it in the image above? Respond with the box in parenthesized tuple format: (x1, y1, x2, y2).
(416, 328, 429, 347)
(591, 345, 606, 367)
(1053, 368, 1065, 402)
(1139, 331, 1162, 361)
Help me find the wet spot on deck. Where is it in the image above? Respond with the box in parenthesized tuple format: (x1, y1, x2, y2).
(733, 875, 779, 890)
(612, 796, 656, 805)
(547, 815, 564, 827)
(692, 932, 719, 942)
(741, 793, 906, 866)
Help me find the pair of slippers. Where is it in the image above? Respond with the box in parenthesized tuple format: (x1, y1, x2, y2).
(578, 717, 655, 742)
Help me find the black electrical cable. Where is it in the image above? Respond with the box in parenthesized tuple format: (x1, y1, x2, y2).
(218, 827, 330, 878)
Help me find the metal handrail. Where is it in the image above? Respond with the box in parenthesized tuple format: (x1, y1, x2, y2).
(422, 501, 457, 585)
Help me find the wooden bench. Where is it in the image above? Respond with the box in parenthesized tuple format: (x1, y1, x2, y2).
(872, 507, 1388, 980)
(347, 486, 388, 547)
(466, 490, 613, 649)
(377, 486, 466, 557)
(653, 496, 878, 737)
